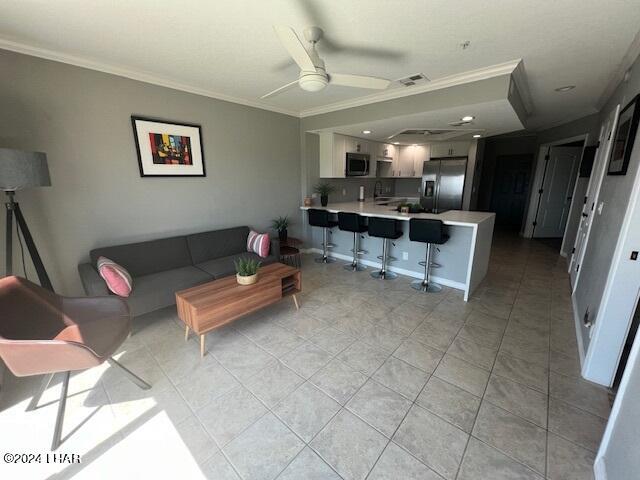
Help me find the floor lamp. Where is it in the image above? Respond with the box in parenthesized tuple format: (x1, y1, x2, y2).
(0, 148, 53, 291)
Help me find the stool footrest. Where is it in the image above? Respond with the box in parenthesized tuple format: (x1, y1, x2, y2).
(418, 261, 441, 268)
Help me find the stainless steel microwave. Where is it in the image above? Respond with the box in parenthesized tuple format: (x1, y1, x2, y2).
(345, 152, 370, 176)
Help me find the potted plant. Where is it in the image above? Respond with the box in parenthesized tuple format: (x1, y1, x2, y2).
(234, 257, 261, 285)
(271, 215, 290, 242)
(314, 182, 335, 207)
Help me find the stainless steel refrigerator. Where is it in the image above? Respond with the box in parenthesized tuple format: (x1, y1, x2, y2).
(420, 158, 467, 213)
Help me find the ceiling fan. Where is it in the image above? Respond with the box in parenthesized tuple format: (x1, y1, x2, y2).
(261, 26, 392, 99)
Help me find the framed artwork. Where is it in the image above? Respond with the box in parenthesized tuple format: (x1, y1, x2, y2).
(607, 95, 640, 176)
(131, 116, 205, 177)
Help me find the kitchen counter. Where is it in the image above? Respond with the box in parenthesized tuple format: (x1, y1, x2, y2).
(301, 200, 495, 301)
(300, 200, 494, 226)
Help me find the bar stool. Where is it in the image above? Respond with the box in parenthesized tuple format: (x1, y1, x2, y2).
(308, 209, 338, 263)
(409, 218, 449, 292)
(338, 212, 368, 271)
(368, 217, 403, 279)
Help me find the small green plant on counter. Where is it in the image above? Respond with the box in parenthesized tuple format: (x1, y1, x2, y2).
(313, 182, 336, 196)
(271, 215, 290, 232)
(397, 203, 424, 213)
(234, 257, 261, 276)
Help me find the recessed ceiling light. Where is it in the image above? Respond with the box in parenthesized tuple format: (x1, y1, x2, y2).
(362, 130, 371, 134)
(554, 85, 575, 92)
(473, 134, 482, 138)
(461, 115, 475, 122)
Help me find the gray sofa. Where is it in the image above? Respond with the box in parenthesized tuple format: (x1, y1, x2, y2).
(78, 226, 279, 317)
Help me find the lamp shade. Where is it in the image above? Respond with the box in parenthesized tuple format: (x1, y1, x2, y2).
(0, 148, 50, 191)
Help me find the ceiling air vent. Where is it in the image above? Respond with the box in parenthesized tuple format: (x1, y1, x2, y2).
(399, 129, 456, 136)
(398, 73, 429, 87)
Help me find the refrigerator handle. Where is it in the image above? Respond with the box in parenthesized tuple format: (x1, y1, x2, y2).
(435, 171, 441, 212)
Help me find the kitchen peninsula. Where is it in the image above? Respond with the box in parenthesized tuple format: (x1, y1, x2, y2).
(301, 201, 495, 300)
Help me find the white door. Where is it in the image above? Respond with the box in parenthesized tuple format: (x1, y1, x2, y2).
(533, 146, 582, 238)
(569, 105, 620, 287)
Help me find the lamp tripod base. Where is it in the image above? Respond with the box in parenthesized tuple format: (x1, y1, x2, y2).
(4, 191, 53, 291)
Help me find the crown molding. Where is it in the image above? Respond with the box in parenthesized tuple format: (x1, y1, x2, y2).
(0, 37, 300, 117)
(0, 38, 531, 122)
(298, 59, 524, 118)
(597, 29, 640, 110)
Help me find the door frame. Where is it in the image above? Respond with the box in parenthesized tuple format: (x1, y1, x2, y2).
(569, 105, 621, 287)
(594, 179, 640, 476)
(523, 134, 589, 238)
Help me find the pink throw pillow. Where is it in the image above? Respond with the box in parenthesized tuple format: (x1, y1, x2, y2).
(247, 230, 270, 258)
(97, 256, 133, 297)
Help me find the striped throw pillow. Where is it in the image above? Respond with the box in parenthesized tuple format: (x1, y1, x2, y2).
(97, 256, 133, 297)
(247, 230, 270, 258)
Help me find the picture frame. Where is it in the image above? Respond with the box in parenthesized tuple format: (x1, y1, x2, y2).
(131, 116, 206, 177)
(607, 94, 640, 176)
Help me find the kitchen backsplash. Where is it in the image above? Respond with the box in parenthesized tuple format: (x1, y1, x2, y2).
(317, 178, 395, 202)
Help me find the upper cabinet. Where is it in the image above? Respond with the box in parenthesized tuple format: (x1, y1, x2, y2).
(430, 141, 471, 158)
(319, 132, 375, 178)
(319, 133, 469, 178)
(345, 136, 370, 154)
(395, 145, 429, 178)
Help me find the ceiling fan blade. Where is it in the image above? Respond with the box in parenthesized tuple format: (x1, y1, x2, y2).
(329, 73, 391, 90)
(273, 26, 317, 72)
(260, 80, 299, 99)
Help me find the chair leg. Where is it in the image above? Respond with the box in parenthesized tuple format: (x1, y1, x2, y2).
(26, 372, 54, 412)
(107, 358, 151, 390)
(51, 371, 70, 451)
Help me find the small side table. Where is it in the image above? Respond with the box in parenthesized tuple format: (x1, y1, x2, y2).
(280, 237, 302, 268)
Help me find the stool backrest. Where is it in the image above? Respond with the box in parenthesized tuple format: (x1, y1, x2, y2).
(409, 218, 446, 243)
(308, 209, 332, 228)
(368, 217, 400, 238)
(338, 212, 366, 232)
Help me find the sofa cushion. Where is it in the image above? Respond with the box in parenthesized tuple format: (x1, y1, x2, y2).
(196, 252, 277, 279)
(187, 226, 250, 264)
(126, 266, 212, 317)
(90, 236, 192, 277)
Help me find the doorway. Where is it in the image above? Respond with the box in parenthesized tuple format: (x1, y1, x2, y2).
(489, 154, 533, 230)
(532, 144, 583, 238)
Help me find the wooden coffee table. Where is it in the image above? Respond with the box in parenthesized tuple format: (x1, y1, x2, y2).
(175, 262, 301, 357)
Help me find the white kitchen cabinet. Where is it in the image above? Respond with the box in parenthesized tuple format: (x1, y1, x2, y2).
(319, 132, 345, 178)
(319, 133, 376, 178)
(345, 136, 369, 154)
(398, 146, 415, 177)
(430, 141, 471, 158)
(412, 145, 429, 177)
(394, 145, 429, 177)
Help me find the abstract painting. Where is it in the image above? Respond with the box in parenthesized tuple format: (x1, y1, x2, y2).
(132, 116, 205, 177)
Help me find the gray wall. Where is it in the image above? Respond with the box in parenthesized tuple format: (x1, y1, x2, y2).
(0, 49, 301, 295)
(574, 52, 640, 356)
(536, 113, 600, 145)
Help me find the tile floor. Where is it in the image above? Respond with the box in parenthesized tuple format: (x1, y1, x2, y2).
(0, 234, 612, 479)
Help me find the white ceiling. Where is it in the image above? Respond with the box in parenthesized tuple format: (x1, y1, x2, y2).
(1, 0, 639, 129)
(324, 100, 523, 144)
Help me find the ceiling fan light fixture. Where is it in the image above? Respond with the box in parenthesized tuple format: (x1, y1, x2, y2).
(298, 72, 329, 92)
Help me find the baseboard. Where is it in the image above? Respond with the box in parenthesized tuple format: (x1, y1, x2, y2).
(594, 456, 607, 480)
(571, 292, 586, 367)
(304, 248, 467, 292)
